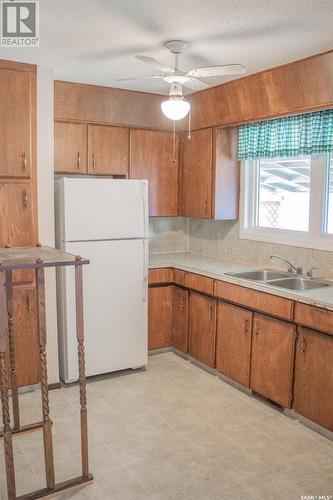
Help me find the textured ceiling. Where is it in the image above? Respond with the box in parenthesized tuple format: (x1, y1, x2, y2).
(0, 0, 332, 95)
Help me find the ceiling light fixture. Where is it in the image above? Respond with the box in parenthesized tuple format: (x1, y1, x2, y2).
(161, 83, 190, 121)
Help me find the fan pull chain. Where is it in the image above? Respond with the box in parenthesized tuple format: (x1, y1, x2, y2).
(188, 109, 192, 141)
(172, 120, 177, 164)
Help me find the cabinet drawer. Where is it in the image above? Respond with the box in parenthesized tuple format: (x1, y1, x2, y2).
(173, 269, 187, 287)
(294, 302, 333, 336)
(186, 273, 214, 295)
(214, 281, 293, 320)
(148, 268, 173, 285)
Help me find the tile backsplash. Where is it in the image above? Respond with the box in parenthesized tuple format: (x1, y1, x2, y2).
(149, 217, 333, 279)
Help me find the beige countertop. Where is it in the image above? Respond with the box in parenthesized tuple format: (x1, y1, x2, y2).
(149, 252, 333, 311)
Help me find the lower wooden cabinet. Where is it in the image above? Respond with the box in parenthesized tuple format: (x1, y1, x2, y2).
(6, 286, 39, 387)
(216, 302, 252, 387)
(250, 314, 296, 407)
(189, 292, 216, 368)
(148, 286, 173, 350)
(293, 328, 333, 431)
(172, 287, 189, 354)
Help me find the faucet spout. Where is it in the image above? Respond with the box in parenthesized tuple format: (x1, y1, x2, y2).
(270, 255, 301, 275)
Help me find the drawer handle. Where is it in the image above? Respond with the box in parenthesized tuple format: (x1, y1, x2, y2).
(22, 151, 27, 170)
(22, 190, 28, 208)
(77, 152, 81, 169)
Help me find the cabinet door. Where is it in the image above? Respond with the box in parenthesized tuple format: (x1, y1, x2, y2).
(251, 314, 296, 407)
(130, 129, 179, 216)
(11, 287, 39, 387)
(88, 124, 129, 176)
(54, 122, 87, 173)
(173, 287, 189, 354)
(148, 286, 173, 350)
(0, 69, 33, 178)
(0, 183, 35, 247)
(216, 302, 252, 387)
(189, 291, 216, 367)
(293, 328, 333, 431)
(181, 128, 213, 218)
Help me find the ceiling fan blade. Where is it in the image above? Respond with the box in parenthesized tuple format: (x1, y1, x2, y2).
(114, 75, 164, 82)
(188, 64, 246, 78)
(182, 78, 209, 91)
(135, 55, 174, 74)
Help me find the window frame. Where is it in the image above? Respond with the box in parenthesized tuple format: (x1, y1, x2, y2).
(239, 154, 333, 251)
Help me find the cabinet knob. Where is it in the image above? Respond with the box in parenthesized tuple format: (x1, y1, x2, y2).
(22, 190, 28, 208)
(22, 151, 27, 170)
(77, 152, 81, 169)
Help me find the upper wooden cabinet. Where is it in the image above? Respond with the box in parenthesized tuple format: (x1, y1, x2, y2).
(0, 182, 35, 248)
(0, 67, 35, 178)
(216, 302, 253, 387)
(293, 328, 333, 432)
(88, 124, 129, 176)
(181, 127, 239, 220)
(130, 129, 179, 216)
(250, 314, 296, 407)
(54, 122, 87, 174)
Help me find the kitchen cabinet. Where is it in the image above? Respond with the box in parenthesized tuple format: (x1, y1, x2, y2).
(181, 127, 239, 220)
(0, 67, 35, 178)
(293, 328, 333, 431)
(250, 314, 296, 407)
(6, 286, 39, 387)
(189, 291, 216, 368)
(88, 124, 129, 176)
(172, 287, 189, 354)
(216, 302, 252, 387)
(148, 286, 173, 350)
(0, 182, 35, 248)
(130, 129, 179, 216)
(54, 121, 87, 173)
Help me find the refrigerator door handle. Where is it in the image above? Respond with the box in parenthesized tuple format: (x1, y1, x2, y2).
(142, 240, 148, 302)
(142, 181, 148, 238)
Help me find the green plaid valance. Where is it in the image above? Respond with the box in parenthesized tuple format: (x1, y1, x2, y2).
(238, 109, 333, 160)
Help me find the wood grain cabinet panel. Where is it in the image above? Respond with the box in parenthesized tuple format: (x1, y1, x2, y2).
(10, 286, 39, 387)
(0, 182, 35, 248)
(250, 314, 296, 407)
(173, 269, 187, 287)
(0, 68, 34, 178)
(186, 272, 214, 295)
(88, 124, 129, 176)
(148, 286, 173, 350)
(54, 122, 87, 173)
(294, 302, 333, 336)
(214, 281, 293, 320)
(130, 129, 179, 216)
(293, 328, 333, 431)
(189, 291, 217, 368)
(173, 287, 189, 354)
(181, 128, 213, 219)
(216, 302, 253, 387)
(148, 268, 173, 285)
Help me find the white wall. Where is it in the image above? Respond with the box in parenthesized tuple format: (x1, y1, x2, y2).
(37, 66, 59, 384)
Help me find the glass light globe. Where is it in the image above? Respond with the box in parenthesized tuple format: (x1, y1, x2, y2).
(161, 98, 190, 121)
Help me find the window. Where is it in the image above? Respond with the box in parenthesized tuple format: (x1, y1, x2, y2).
(240, 154, 333, 251)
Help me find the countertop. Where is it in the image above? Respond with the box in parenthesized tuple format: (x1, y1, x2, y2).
(149, 252, 333, 311)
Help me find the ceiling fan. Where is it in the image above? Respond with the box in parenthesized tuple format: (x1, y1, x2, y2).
(115, 40, 246, 121)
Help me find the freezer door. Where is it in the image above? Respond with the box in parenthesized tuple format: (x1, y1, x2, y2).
(61, 178, 148, 241)
(58, 239, 148, 382)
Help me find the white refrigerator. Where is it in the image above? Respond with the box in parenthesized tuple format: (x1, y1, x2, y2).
(54, 177, 148, 383)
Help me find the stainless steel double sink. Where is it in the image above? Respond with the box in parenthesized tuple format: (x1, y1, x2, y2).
(225, 269, 330, 290)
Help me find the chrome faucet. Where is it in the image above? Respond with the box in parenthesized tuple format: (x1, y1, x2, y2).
(270, 255, 303, 276)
